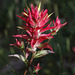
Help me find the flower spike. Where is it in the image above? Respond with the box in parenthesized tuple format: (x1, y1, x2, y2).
(10, 2, 67, 75)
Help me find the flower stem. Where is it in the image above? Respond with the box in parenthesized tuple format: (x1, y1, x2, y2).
(23, 50, 26, 58)
(22, 50, 28, 66)
(29, 67, 34, 75)
(24, 55, 34, 75)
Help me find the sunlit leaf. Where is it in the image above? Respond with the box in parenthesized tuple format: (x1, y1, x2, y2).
(34, 50, 54, 58)
(23, 12, 28, 16)
(48, 12, 54, 18)
(8, 54, 25, 62)
(38, 2, 41, 11)
(17, 26, 30, 31)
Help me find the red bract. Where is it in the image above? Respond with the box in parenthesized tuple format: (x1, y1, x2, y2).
(53, 16, 67, 32)
(72, 47, 75, 52)
(33, 63, 42, 74)
(10, 39, 24, 49)
(10, 39, 21, 47)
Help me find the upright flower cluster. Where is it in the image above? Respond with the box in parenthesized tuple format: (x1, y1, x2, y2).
(13, 4, 55, 52)
(10, 3, 67, 74)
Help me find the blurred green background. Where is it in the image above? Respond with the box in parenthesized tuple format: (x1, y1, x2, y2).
(0, 0, 75, 75)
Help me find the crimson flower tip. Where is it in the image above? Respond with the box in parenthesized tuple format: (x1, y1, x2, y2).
(33, 63, 42, 74)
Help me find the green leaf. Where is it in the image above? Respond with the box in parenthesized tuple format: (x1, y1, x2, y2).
(34, 50, 54, 58)
(21, 41, 25, 49)
(8, 54, 25, 62)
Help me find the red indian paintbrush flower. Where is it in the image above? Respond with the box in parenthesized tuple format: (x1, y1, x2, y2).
(9, 2, 67, 75)
(13, 3, 67, 52)
(53, 16, 67, 32)
(13, 3, 55, 51)
(33, 63, 42, 74)
(10, 39, 24, 49)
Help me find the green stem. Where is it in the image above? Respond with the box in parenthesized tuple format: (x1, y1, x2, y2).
(66, 37, 71, 62)
(57, 43, 63, 74)
(24, 54, 34, 75)
(29, 67, 34, 75)
(23, 50, 26, 58)
(23, 50, 28, 66)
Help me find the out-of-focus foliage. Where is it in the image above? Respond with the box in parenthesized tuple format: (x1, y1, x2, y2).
(0, 0, 75, 75)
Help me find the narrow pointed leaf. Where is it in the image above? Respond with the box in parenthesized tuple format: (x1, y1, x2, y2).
(48, 12, 54, 18)
(34, 50, 54, 58)
(25, 3, 29, 10)
(17, 26, 30, 31)
(8, 54, 25, 62)
(22, 12, 28, 16)
(38, 2, 41, 11)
